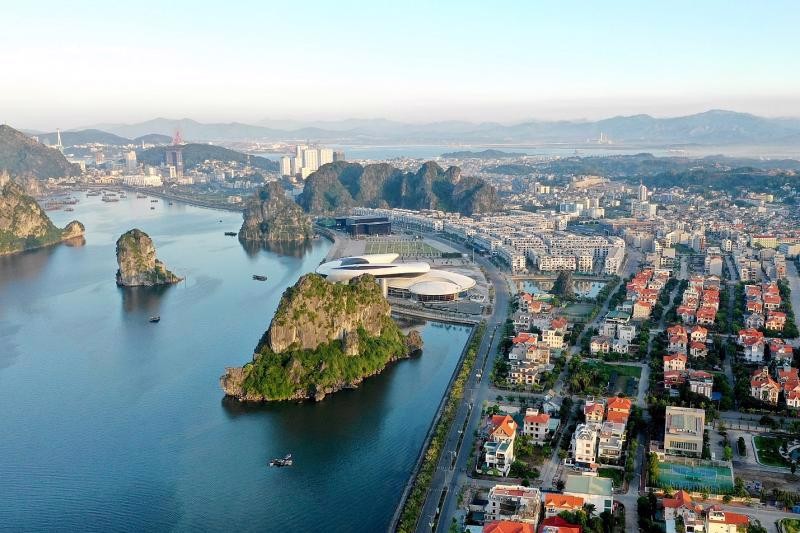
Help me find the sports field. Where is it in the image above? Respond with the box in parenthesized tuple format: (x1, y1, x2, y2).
(365, 239, 442, 257)
(657, 461, 733, 492)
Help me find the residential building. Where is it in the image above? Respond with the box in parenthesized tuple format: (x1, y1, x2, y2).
(705, 508, 750, 533)
(664, 353, 688, 372)
(597, 421, 626, 460)
(662, 490, 704, 533)
(571, 424, 598, 465)
(543, 493, 584, 518)
(584, 400, 605, 424)
(537, 517, 582, 533)
(688, 370, 714, 399)
(483, 415, 518, 475)
(563, 474, 613, 514)
(522, 409, 551, 445)
(750, 367, 780, 404)
(484, 521, 535, 533)
(485, 485, 541, 525)
(664, 406, 705, 458)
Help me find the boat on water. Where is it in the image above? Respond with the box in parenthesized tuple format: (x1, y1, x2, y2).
(136, 194, 147, 199)
(150, 206, 155, 210)
(150, 199, 159, 203)
(65, 207, 74, 212)
(269, 454, 293, 467)
(149, 316, 160, 323)
(224, 231, 237, 236)
(252, 275, 268, 281)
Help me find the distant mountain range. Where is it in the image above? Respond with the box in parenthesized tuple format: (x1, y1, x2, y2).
(79, 110, 800, 146)
(34, 129, 172, 147)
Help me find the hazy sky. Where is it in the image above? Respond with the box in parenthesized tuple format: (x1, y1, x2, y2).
(3, 0, 800, 130)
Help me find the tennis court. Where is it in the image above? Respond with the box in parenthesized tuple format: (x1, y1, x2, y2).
(657, 461, 734, 493)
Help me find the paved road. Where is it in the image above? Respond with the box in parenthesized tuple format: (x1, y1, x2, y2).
(786, 261, 800, 327)
(414, 239, 510, 533)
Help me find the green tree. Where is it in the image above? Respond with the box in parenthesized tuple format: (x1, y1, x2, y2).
(723, 445, 733, 461)
(647, 452, 660, 484)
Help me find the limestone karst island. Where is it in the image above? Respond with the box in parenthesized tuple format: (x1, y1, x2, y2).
(115, 228, 182, 286)
(0, 174, 84, 255)
(238, 181, 312, 243)
(221, 273, 423, 402)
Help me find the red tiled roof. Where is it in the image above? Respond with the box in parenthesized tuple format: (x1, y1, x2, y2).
(537, 517, 581, 533)
(485, 521, 536, 533)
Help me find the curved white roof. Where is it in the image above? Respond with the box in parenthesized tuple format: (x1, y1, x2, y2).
(316, 254, 476, 296)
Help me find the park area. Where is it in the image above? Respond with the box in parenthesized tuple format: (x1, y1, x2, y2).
(364, 238, 443, 258)
(782, 519, 800, 533)
(656, 461, 734, 493)
(567, 359, 641, 396)
(753, 435, 797, 468)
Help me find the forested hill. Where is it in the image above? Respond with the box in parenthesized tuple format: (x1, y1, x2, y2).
(299, 160, 498, 215)
(136, 143, 279, 172)
(0, 125, 80, 179)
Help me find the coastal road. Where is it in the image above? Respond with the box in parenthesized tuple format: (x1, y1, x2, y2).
(785, 261, 800, 327)
(414, 239, 511, 533)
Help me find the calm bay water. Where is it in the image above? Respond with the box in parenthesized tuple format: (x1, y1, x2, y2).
(0, 194, 471, 532)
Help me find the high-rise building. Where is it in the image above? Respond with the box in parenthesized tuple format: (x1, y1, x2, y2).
(125, 151, 138, 172)
(295, 144, 307, 160)
(302, 148, 319, 172)
(279, 156, 292, 176)
(638, 182, 648, 202)
(319, 148, 333, 166)
(291, 156, 303, 175)
(165, 147, 184, 177)
(333, 150, 346, 162)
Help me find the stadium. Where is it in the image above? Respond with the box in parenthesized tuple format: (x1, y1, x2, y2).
(315, 253, 476, 302)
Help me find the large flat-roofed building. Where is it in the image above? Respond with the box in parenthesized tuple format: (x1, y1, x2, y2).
(316, 253, 476, 301)
(664, 406, 705, 457)
(334, 215, 391, 236)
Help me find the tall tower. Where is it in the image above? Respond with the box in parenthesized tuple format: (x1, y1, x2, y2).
(54, 128, 64, 153)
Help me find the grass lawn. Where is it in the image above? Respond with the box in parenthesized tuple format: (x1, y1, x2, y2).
(594, 363, 641, 396)
(598, 467, 624, 488)
(753, 436, 791, 468)
(782, 519, 800, 533)
(562, 302, 594, 319)
(598, 363, 642, 379)
(365, 239, 442, 257)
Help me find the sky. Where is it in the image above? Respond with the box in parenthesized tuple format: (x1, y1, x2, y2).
(2, 0, 800, 130)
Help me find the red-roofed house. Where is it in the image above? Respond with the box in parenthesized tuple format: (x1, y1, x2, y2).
(750, 367, 780, 404)
(746, 300, 763, 315)
(522, 408, 552, 445)
(543, 493, 584, 518)
(662, 490, 703, 528)
(484, 521, 536, 533)
(689, 326, 709, 343)
(584, 400, 605, 423)
(770, 339, 793, 364)
(695, 306, 716, 326)
(763, 294, 782, 310)
(766, 311, 787, 331)
(677, 305, 696, 324)
(538, 516, 582, 533)
(689, 341, 708, 358)
(606, 396, 632, 417)
(664, 353, 688, 372)
(705, 508, 749, 533)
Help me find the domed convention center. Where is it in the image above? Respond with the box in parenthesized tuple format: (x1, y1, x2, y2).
(316, 253, 476, 302)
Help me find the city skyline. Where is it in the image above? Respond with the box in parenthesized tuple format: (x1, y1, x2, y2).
(3, 0, 800, 130)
